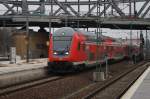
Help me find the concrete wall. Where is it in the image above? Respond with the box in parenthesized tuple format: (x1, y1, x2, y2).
(11, 30, 49, 59)
(0, 27, 15, 57)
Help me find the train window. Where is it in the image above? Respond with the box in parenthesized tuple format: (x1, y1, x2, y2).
(77, 42, 80, 51)
(53, 27, 75, 36)
(108, 46, 110, 51)
(110, 46, 113, 51)
(112, 46, 114, 50)
(86, 35, 98, 42)
(53, 36, 72, 41)
(106, 46, 109, 51)
(82, 43, 86, 51)
(109, 46, 111, 51)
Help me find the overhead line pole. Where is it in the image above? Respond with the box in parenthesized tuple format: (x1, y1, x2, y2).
(97, 0, 102, 73)
(49, 0, 52, 36)
(26, 14, 29, 63)
(77, 0, 80, 29)
(65, 0, 68, 27)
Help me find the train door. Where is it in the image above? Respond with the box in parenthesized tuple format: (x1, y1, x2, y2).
(100, 45, 107, 62)
(85, 44, 90, 61)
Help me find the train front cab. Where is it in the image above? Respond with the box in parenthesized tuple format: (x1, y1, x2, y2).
(48, 27, 87, 72)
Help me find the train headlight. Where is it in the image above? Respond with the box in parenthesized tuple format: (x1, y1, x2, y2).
(53, 52, 57, 55)
(65, 52, 69, 55)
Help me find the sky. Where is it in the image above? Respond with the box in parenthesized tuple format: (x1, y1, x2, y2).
(0, 0, 149, 39)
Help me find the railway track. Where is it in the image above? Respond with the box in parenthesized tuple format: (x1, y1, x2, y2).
(65, 61, 149, 99)
(0, 60, 146, 99)
(0, 76, 62, 95)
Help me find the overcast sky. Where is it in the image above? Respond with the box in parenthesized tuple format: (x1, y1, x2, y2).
(0, 0, 149, 39)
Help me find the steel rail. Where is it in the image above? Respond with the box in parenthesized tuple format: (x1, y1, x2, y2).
(83, 61, 149, 99)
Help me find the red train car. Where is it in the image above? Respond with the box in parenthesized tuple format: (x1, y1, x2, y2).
(48, 27, 141, 72)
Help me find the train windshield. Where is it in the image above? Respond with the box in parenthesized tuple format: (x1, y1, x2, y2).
(53, 27, 74, 52)
(53, 36, 72, 51)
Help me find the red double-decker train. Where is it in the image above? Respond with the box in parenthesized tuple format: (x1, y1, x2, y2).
(48, 27, 142, 72)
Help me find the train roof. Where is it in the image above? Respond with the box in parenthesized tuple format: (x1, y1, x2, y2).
(53, 27, 96, 37)
(53, 27, 75, 36)
(74, 29, 96, 37)
(53, 27, 118, 42)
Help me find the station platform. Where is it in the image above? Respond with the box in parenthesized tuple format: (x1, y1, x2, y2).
(0, 58, 47, 75)
(121, 64, 150, 99)
(0, 58, 49, 88)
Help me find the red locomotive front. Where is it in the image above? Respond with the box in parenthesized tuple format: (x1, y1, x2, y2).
(48, 27, 88, 71)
